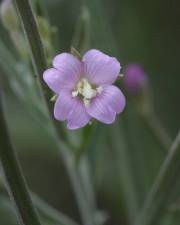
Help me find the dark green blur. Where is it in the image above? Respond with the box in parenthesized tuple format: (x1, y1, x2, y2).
(0, 0, 180, 225)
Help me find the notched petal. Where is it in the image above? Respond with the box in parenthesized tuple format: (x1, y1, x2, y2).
(54, 90, 76, 121)
(67, 99, 91, 129)
(83, 49, 121, 85)
(43, 68, 62, 93)
(86, 85, 125, 124)
(102, 85, 126, 114)
(43, 53, 83, 91)
(53, 53, 82, 80)
(87, 96, 116, 124)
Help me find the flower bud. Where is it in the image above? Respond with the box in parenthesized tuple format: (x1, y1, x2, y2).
(37, 16, 55, 59)
(10, 31, 29, 59)
(0, 0, 19, 31)
(124, 64, 148, 94)
(123, 64, 152, 115)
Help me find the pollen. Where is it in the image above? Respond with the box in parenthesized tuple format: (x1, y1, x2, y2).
(72, 78, 102, 107)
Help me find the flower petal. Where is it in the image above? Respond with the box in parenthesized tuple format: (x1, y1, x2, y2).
(87, 85, 125, 124)
(101, 85, 126, 113)
(43, 53, 82, 93)
(87, 97, 116, 124)
(54, 90, 76, 121)
(43, 68, 63, 93)
(83, 49, 121, 85)
(67, 99, 91, 130)
(53, 53, 82, 85)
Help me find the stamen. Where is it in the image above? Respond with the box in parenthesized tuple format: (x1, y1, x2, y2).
(72, 90, 78, 97)
(97, 86, 103, 94)
(83, 99, 90, 107)
(72, 78, 102, 106)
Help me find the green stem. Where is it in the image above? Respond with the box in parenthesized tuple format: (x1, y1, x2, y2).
(135, 130, 180, 225)
(14, 0, 50, 105)
(57, 149, 96, 225)
(141, 110, 172, 152)
(78, 157, 97, 210)
(14, 1, 95, 225)
(0, 176, 80, 225)
(75, 124, 95, 163)
(0, 89, 41, 225)
(110, 122, 139, 224)
(32, 193, 80, 225)
(71, 7, 99, 223)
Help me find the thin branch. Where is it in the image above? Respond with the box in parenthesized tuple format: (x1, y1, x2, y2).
(32, 193, 79, 225)
(141, 110, 172, 152)
(135, 130, 180, 225)
(0, 87, 41, 225)
(0, 173, 79, 225)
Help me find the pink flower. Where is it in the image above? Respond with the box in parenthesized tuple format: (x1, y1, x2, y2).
(124, 64, 148, 94)
(43, 49, 126, 130)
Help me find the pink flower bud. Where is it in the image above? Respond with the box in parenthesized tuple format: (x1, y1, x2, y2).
(124, 64, 148, 94)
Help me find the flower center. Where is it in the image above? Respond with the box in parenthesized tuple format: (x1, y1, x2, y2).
(72, 78, 102, 107)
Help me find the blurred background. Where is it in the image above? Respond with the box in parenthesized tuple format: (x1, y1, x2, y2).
(0, 0, 180, 225)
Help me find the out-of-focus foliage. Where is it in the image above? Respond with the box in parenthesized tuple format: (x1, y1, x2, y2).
(0, 0, 180, 225)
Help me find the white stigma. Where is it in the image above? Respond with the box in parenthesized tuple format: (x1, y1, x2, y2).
(72, 90, 78, 97)
(71, 78, 103, 107)
(97, 86, 103, 94)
